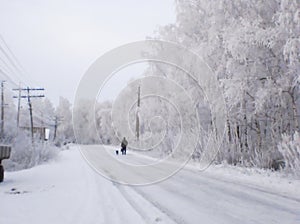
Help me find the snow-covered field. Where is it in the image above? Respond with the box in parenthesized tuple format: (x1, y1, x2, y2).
(0, 145, 299, 224)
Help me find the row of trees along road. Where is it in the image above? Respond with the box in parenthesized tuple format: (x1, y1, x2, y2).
(78, 1, 299, 174)
(146, 0, 300, 170)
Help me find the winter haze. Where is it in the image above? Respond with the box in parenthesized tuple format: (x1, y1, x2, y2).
(0, 1, 300, 224)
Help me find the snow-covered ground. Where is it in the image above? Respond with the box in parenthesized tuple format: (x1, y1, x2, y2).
(0, 145, 299, 224)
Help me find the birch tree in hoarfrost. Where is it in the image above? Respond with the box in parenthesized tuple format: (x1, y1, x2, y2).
(150, 0, 300, 170)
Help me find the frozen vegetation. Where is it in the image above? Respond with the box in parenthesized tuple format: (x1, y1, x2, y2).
(71, 0, 300, 177)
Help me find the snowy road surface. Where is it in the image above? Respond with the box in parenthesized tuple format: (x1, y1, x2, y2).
(0, 145, 299, 224)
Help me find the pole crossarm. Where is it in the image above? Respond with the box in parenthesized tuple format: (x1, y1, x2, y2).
(12, 88, 45, 91)
(13, 95, 45, 98)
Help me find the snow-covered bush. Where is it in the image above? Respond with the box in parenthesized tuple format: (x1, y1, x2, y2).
(3, 132, 59, 171)
(278, 132, 300, 176)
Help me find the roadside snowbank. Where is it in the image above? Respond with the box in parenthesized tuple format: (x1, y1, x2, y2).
(0, 146, 145, 224)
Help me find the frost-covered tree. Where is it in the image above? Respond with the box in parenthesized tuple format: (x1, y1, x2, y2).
(149, 0, 300, 170)
(55, 97, 75, 145)
(69, 0, 299, 172)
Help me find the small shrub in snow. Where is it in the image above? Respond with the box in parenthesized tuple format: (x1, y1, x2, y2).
(278, 132, 300, 176)
(3, 132, 59, 171)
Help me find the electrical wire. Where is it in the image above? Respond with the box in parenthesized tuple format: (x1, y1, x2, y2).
(0, 34, 39, 87)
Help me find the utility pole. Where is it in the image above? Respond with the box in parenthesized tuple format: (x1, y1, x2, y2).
(27, 88, 34, 143)
(53, 116, 63, 141)
(135, 85, 141, 141)
(53, 117, 58, 141)
(16, 83, 21, 128)
(13, 87, 45, 144)
(0, 81, 8, 139)
(1, 81, 5, 138)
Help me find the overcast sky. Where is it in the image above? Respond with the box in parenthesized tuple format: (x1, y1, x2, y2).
(0, 0, 175, 105)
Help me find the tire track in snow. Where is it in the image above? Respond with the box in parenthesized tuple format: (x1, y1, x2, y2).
(81, 147, 178, 224)
(173, 169, 300, 216)
(80, 145, 300, 223)
(68, 151, 106, 224)
(102, 166, 182, 224)
(115, 184, 183, 224)
(74, 149, 147, 224)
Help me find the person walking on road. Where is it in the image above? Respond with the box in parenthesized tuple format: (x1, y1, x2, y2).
(121, 137, 128, 155)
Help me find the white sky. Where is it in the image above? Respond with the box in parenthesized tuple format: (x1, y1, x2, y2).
(0, 0, 175, 105)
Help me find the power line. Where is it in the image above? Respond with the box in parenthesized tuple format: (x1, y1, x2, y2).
(0, 34, 36, 87)
(0, 46, 28, 87)
(0, 68, 19, 88)
(0, 56, 16, 76)
(0, 44, 22, 76)
(0, 55, 27, 90)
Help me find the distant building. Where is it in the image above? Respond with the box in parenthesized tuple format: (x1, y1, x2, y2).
(20, 126, 50, 141)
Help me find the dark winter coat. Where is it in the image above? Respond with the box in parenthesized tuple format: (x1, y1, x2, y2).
(121, 138, 128, 148)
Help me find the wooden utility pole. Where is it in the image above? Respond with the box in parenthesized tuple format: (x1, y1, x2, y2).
(0, 81, 8, 139)
(53, 115, 63, 141)
(1, 81, 5, 138)
(16, 83, 21, 128)
(136, 86, 141, 141)
(53, 117, 58, 141)
(13, 87, 45, 144)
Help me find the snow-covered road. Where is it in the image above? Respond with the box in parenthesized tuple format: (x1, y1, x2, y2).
(1, 145, 299, 224)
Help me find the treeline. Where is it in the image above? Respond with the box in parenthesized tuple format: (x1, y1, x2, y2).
(147, 0, 300, 172)
(77, 1, 300, 174)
